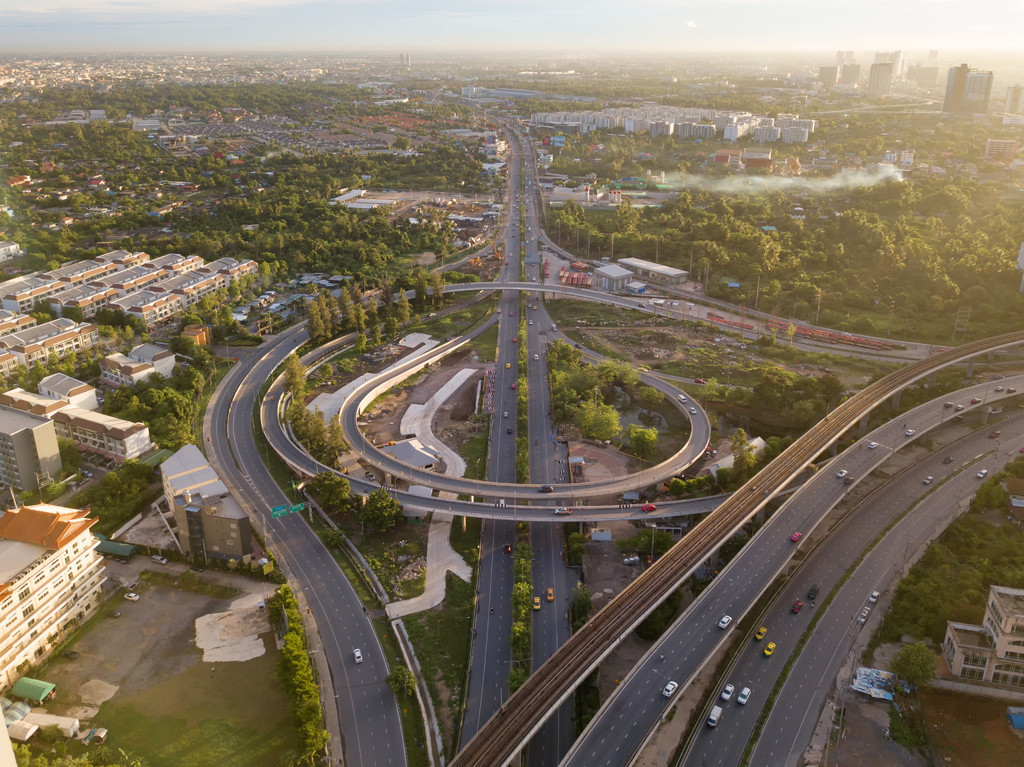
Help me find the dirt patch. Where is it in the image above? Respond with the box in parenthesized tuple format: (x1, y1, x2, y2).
(920, 688, 1024, 767)
(833, 695, 929, 767)
(433, 669, 457, 751)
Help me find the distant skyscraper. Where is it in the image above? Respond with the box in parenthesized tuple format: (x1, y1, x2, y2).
(818, 66, 839, 87)
(840, 63, 861, 85)
(928, 50, 940, 66)
(1006, 85, 1024, 115)
(400, 53, 411, 68)
(836, 50, 854, 66)
(944, 64, 994, 114)
(868, 62, 894, 95)
(874, 50, 904, 79)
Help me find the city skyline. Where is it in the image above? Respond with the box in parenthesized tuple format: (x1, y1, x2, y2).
(1, 0, 1023, 56)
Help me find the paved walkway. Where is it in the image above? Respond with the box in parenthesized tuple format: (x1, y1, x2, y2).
(387, 369, 476, 618)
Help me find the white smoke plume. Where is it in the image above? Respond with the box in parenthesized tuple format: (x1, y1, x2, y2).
(667, 166, 903, 195)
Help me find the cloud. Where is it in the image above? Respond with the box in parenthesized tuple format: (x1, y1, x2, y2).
(0, 0, 312, 14)
(686, 19, 698, 28)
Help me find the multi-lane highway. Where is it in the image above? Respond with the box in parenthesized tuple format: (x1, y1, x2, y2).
(205, 325, 407, 767)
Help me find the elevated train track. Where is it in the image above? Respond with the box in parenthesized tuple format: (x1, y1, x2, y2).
(450, 329, 1024, 767)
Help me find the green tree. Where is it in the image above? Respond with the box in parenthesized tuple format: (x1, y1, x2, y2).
(395, 289, 411, 325)
(430, 269, 445, 305)
(386, 665, 417, 699)
(283, 353, 307, 402)
(892, 642, 935, 687)
(624, 423, 658, 461)
(360, 487, 403, 533)
(57, 437, 82, 472)
(311, 472, 350, 511)
(731, 427, 755, 482)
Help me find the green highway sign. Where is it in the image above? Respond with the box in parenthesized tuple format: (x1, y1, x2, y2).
(289, 503, 305, 514)
(271, 504, 287, 518)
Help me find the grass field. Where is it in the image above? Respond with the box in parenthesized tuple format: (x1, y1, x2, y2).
(920, 688, 1024, 767)
(95, 635, 298, 767)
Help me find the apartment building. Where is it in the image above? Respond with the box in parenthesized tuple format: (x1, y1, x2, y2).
(197, 257, 258, 281)
(0, 406, 62, 490)
(93, 249, 151, 269)
(106, 290, 183, 329)
(140, 253, 203, 277)
(38, 374, 99, 411)
(0, 319, 98, 367)
(100, 343, 176, 388)
(161, 444, 253, 563)
(0, 388, 70, 418)
(0, 352, 18, 378)
(44, 259, 118, 288)
(0, 503, 105, 692)
(0, 310, 35, 340)
(944, 584, 1024, 688)
(0, 241, 22, 262)
(47, 285, 120, 319)
(0, 276, 67, 314)
(88, 264, 167, 296)
(150, 271, 226, 308)
(50, 407, 155, 463)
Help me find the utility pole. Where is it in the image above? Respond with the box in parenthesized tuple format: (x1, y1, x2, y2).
(754, 273, 761, 311)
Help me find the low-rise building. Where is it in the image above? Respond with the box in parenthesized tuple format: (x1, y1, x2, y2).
(47, 285, 120, 319)
(616, 257, 688, 285)
(93, 249, 150, 269)
(0, 241, 22, 262)
(944, 584, 1024, 688)
(0, 406, 62, 490)
(0, 318, 98, 366)
(198, 257, 258, 281)
(0, 388, 69, 418)
(44, 259, 118, 288)
(0, 276, 67, 314)
(100, 344, 175, 388)
(107, 290, 183, 329)
(161, 444, 253, 563)
(38, 374, 99, 412)
(181, 324, 212, 346)
(140, 253, 203, 277)
(50, 407, 155, 463)
(0, 503, 105, 692)
(594, 263, 633, 292)
(88, 264, 167, 296)
(0, 310, 35, 340)
(150, 270, 226, 308)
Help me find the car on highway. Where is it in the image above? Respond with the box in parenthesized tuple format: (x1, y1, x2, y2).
(943, 401, 954, 408)
(504, 544, 512, 554)
(791, 600, 804, 613)
(836, 469, 848, 479)
(689, 407, 697, 415)
(503, 411, 509, 418)
(528, 320, 533, 325)
(554, 507, 572, 515)
(995, 386, 1005, 391)
(858, 607, 870, 624)
(662, 681, 678, 698)
(737, 687, 751, 705)
(506, 363, 511, 369)
(718, 615, 732, 629)
(721, 683, 734, 701)
(512, 337, 518, 343)
(533, 596, 541, 610)
(539, 485, 554, 493)
(977, 469, 989, 478)
(510, 383, 516, 390)
(808, 584, 820, 599)
(790, 531, 802, 542)
(547, 587, 554, 602)
(905, 428, 916, 436)
(923, 476, 934, 484)
(869, 591, 880, 603)
(943, 456, 954, 464)
(764, 642, 777, 657)
(971, 397, 981, 404)
(509, 311, 515, 317)
(124, 592, 140, 601)
(641, 504, 658, 512)
(694, 377, 707, 384)
(533, 354, 539, 360)
(1010, 387, 1018, 393)
(955, 404, 965, 411)
(755, 626, 767, 640)
(868, 442, 878, 449)
(353, 648, 363, 664)
(678, 394, 688, 402)
(989, 430, 1001, 438)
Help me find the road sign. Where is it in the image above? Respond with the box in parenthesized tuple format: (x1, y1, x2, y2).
(271, 504, 287, 518)
(289, 503, 305, 514)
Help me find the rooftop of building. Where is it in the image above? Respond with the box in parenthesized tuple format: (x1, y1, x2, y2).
(1, 318, 91, 348)
(0, 539, 46, 591)
(38, 373, 92, 398)
(991, 584, 1024, 618)
(162, 443, 230, 501)
(0, 503, 96, 550)
(0, 404, 53, 435)
(616, 257, 688, 278)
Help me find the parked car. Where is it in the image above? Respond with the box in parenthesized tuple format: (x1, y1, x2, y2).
(858, 607, 871, 624)
(151, 555, 168, 565)
(869, 591, 880, 603)
(124, 592, 140, 602)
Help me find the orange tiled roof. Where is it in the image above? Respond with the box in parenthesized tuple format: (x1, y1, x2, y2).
(0, 503, 95, 549)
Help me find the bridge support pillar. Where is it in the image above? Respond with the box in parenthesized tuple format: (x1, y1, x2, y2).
(927, 371, 937, 389)
(859, 415, 870, 436)
(966, 360, 975, 378)
(891, 389, 903, 410)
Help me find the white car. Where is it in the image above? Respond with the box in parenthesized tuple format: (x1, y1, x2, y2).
(923, 476, 933, 485)
(737, 686, 751, 705)
(718, 615, 732, 629)
(868, 442, 878, 449)
(905, 428, 916, 436)
(689, 407, 697, 415)
(836, 469, 849, 479)
(533, 354, 539, 360)
(662, 680, 678, 698)
(151, 555, 168, 565)
(124, 592, 140, 602)
(528, 320, 533, 325)
(869, 591, 880, 603)
(977, 469, 989, 478)
(721, 683, 734, 701)
(353, 648, 363, 664)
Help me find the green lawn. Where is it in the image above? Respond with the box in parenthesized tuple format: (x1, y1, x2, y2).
(373, 617, 430, 767)
(470, 323, 499, 362)
(404, 573, 476, 759)
(95, 635, 298, 767)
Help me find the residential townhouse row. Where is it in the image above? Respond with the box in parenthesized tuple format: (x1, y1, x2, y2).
(0, 250, 257, 329)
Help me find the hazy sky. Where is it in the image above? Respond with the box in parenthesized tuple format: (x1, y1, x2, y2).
(0, 0, 1022, 55)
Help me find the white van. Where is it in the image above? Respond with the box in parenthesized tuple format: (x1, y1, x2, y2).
(707, 705, 723, 727)
(678, 394, 687, 403)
